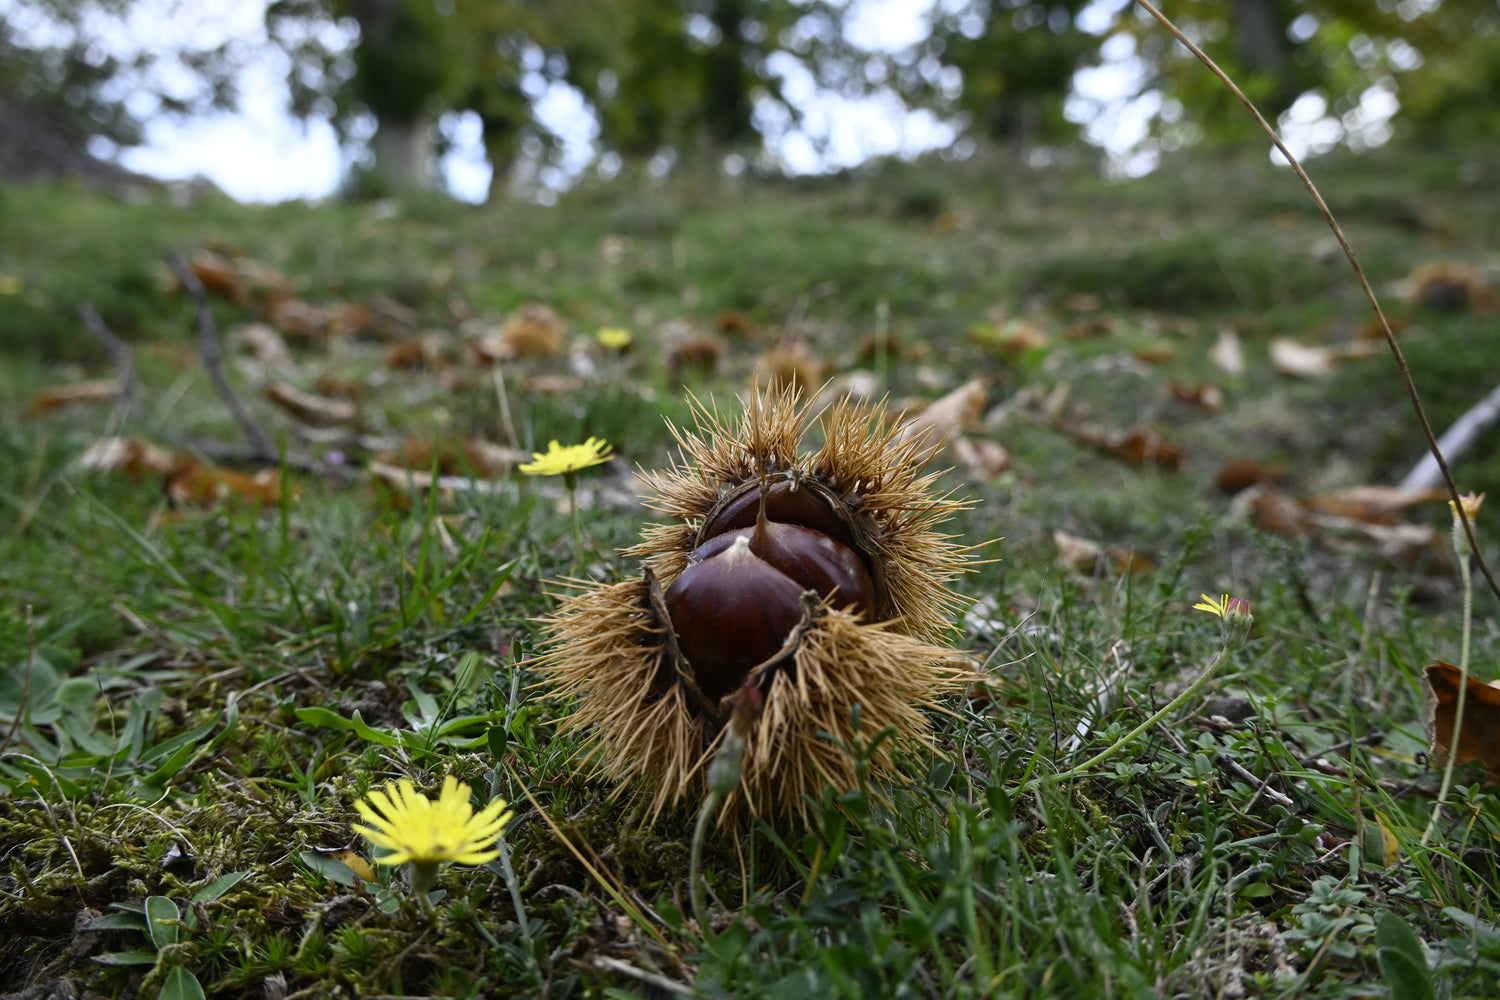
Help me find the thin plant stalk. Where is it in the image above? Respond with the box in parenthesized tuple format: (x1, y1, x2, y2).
(689, 789, 720, 941)
(565, 471, 583, 575)
(1423, 552, 1475, 846)
(1037, 644, 1231, 787)
(498, 835, 534, 946)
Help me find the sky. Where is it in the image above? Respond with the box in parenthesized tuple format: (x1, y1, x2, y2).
(3, 0, 1396, 203)
(103, 0, 996, 203)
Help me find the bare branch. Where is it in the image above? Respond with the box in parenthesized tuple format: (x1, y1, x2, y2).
(167, 251, 275, 461)
(77, 301, 139, 432)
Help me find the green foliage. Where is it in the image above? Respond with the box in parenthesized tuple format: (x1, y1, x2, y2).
(4, 137, 1500, 997)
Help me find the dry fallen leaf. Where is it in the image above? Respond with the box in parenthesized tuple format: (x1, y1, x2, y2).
(1053, 530, 1152, 577)
(1169, 381, 1225, 412)
(27, 379, 121, 417)
(79, 437, 175, 478)
(899, 378, 988, 455)
(1400, 262, 1495, 314)
(1209, 326, 1245, 377)
(166, 457, 287, 509)
(754, 343, 827, 395)
(499, 303, 564, 360)
(950, 435, 1011, 479)
(263, 381, 360, 429)
(383, 330, 452, 370)
(1056, 422, 1182, 469)
(1424, 661, 1500, 779)
(1270, 337, 1382, 378)
(185, 249, 247, 304)
(666, 333, 726, 384)
(236, 323, 295, 371)
(390, 436, 528, 479)
(974, 319, 1049, 356)
(1304, 485, 1447, 524)
(368, 459, 505, 510)
(1213, 458, 1287, 495)
(1270, 337, 1339, 378)
(1229, 485, 1310, 540)
(1133, 344, 1177, 365)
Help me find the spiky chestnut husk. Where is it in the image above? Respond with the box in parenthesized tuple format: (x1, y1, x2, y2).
(540, 572, 972, 826)
(631, 386, 974, 640)
(537, 384, 978, 826)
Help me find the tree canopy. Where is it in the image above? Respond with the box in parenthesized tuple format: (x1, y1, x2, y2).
(1, 0, 1492, 197)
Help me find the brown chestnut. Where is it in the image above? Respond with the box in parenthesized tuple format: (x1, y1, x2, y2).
(700, 479, 860, 553)
(664, 535, 808, 703)
(693, 521, 877, 621)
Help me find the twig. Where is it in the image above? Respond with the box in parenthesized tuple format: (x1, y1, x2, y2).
(1218, 754, 1295, 809)
(1295, 732, 1384, 768)
(1402, 382, 1500, 491)
(491, 363, 518, 446)
(167, 251, 275, 461)
(1132, 0, 1500, 607)
(77, 302, 139, 432)
(186, 438, 349, 479)
(592, 956, 694, 996)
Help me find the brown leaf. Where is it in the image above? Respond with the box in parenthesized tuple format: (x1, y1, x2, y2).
(754, 343, 827, 394)
(1401, 262, 1495, 314)
(166, 458, 286, 509)
(899, 378, 988, 455)
(499, 303, 565, 360)
(389, 436, 527, 479)
(974, 319, 1049, 355)
(950, 436, 1011, 479)
(1213, 458, 1286, 495)
(1169, 381, 1224, 412)
(715, 310, 756, 337)
(666, 334, 726, 384)
(79, 437, 175, 478)
(235, 323, 295, 370)
(27, 379, 121, 416)
(1230, 485, 1310, 540)
(186, 249, 247, 305)
(1133, 344, 1177, 365)
(383, 331, 452, 370)
(367, 459, 504, 510)
(1053, 530, 1151, 576)
(1424, 661, 1500, 779)
(263, 382, 360, 429)
(1057, 422, 1182, 469)
(1304, 485, 1447, 524)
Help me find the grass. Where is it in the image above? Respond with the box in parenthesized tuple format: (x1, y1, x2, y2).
(2, 132, 1500, 998)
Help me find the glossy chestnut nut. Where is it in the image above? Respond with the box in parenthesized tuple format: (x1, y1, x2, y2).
(693, 521, 877, 621)
(664, 535, 807, 703)
(700, 479, 860, 553)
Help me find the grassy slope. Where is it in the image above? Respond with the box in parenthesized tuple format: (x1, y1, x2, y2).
(2, 139, 1500, 998)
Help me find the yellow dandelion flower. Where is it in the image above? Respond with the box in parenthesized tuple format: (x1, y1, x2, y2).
(352, 776, 513, 867)
(518, 437, 613, 477)
(1192, 592, 1253, 648)
(1193, 593, 1230, 617)
(596, 326, 633, 350)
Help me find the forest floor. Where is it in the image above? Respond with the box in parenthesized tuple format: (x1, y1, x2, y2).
(3, 136, 1500, 998)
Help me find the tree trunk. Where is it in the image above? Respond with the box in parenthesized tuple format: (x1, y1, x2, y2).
(1229, 0, 1289, 76)
(370, 112, 434, 191)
